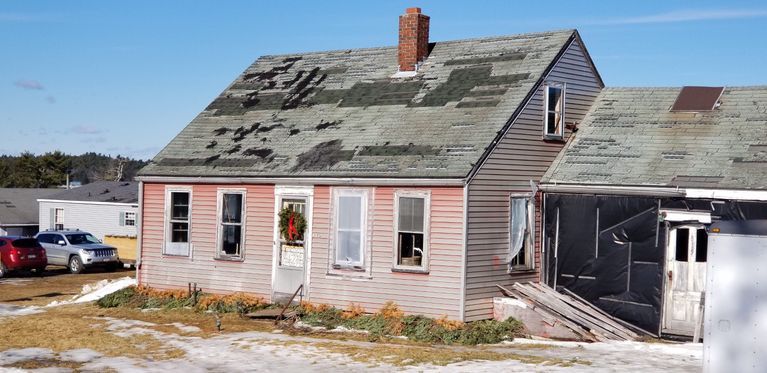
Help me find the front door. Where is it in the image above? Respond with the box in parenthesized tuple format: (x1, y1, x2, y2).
(663, 225, 708, 336)
(273, 189, 311, 303)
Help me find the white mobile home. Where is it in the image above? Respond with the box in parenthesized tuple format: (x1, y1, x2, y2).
(38, 181, 139, 263)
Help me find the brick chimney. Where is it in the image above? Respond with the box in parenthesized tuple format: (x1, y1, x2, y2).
(398, 7, 430, 72)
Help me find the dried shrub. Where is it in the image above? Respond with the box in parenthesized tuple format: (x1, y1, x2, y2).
(341, 303, 366, 319)
(196, 292, 266, 314)
(377, 301, 404, 320)
(435, 315, 464, 331)
(299, 301, 330, 314)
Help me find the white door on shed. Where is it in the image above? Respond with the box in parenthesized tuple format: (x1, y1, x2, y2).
(663, 225, 708, 336)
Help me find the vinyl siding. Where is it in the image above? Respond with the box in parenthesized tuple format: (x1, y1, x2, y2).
(308, 186, 465, 319)
(464, 38, 603, 321)
(138, 183, 275, 300)
(38, 201, 138, 240)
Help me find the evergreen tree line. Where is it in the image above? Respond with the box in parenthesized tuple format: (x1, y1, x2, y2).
(0, 151, 149, 188)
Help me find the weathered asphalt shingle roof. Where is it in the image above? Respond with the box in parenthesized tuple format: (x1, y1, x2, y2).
(542, 86, 767, 190)
(0, 188, 59, 225)
(140, 30, 577, 179)
(43, 181, 139, 204)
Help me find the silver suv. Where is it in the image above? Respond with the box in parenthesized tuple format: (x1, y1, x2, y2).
(35, 230, 121, 274)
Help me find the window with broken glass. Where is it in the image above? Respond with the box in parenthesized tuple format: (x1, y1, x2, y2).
(394, 193, 429, 271)
(334, 190, 367, 268)
(543, 83, 565, 139)
(164, 190, 191, 256)
(218, 192, 244, 259)
(509, 196, 533, 270)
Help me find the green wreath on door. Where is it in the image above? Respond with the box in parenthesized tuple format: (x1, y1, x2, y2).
(279, 207, 307, 243)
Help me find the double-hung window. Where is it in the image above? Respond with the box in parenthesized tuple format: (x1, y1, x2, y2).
(165, 190, 191, 256)
(394, 192, 429, 271)
(543, 83, 565, 139)
(334, 190, 367, 268)
(120, 211, 136, 227)
(218, 191, 245, 259)
(509, 196, 533, 271)
(53, 208, 64, 230)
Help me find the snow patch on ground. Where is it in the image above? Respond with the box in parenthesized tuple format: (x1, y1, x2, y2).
(58, 348, 103, 363)
(509, 338, 702, 358)
(0, 304, 43, 318)
(0, 348, 55, 365)
(46, 277, 136, 306)
(169, 322, 202, 334)
(0, 316, 704, 372)
(0, 278, 33, 286)
(1, 277, 136, 320)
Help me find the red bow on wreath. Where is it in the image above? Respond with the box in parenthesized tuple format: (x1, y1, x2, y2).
(287, 212, 299, 241)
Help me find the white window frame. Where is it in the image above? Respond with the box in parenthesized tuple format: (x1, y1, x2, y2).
(215, 189, 247, 260)
(54, 208, 64, 230)
(509, 193, 535, 271)
(392, 190, 430, 272)
(543, 82, 565, 140)
(332, 188, 369, 269)
(163, 187, 192, 257)
(124, 211, 137, 227)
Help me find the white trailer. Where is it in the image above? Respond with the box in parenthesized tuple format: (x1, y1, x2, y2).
(704, 220, 767, 373)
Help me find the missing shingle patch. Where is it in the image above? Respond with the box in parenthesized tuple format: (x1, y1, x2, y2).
(242, 147, 274, 159)
(443, 53, 526, 66)
(358, 144, 440, 156)
(293, 140, 354, 171)
(316, 120, 342, 130)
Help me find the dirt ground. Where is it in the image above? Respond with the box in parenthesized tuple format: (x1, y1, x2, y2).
(0, 266, 134, 306)
(0, 271, 703, 372)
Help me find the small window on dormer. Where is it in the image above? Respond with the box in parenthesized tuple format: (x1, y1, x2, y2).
(544, 83, 565, 139)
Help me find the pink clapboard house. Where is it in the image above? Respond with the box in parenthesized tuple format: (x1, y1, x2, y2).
(135, 8, 603, 321)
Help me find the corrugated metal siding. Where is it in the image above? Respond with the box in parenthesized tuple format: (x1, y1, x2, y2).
(38, 201, 138, 240)
(308, 186, 465, 319)
(464, 38, 603, 321)
(138, 183, 275, 300)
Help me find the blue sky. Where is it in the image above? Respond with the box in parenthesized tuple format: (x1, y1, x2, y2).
(2, 1, 766, 160)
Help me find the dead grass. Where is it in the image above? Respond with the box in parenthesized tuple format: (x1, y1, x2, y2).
(0, 267, 133, 306)
(5, 358, 85, 371)
(260, 338, 589, 367)
(0, 302, 592, 369)
(0, 304, 183, 360)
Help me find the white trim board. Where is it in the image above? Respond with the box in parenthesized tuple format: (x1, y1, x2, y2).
(37, 199, 138, 207)
(136, 176, 465, 186)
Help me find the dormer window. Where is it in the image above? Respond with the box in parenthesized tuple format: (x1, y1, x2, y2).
(543, 83, 565, 140)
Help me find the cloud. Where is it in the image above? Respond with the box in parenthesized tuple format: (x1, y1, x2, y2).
(14, 79, 44, 90)
(82, 136, 107, 144)
(106, 146, 160, 160)
(595, 9, 767, 25)
(70, 125, 104, 135)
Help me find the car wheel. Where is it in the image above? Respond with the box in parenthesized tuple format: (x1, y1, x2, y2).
(0, 261, 6, 279)
(34, 267, 46, 276)
(68, 256, 84, 274)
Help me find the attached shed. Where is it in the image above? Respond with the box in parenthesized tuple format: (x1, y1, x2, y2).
(541, 86, 767, 336)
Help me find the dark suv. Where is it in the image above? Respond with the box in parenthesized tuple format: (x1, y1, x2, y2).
(35, 230, 120, 274)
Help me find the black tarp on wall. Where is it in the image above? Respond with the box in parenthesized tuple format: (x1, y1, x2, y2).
(544, 193, 767, 335)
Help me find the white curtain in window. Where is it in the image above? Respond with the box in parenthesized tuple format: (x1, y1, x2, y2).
(509, 198, 528, 262)
(336, 195, 363, 264)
